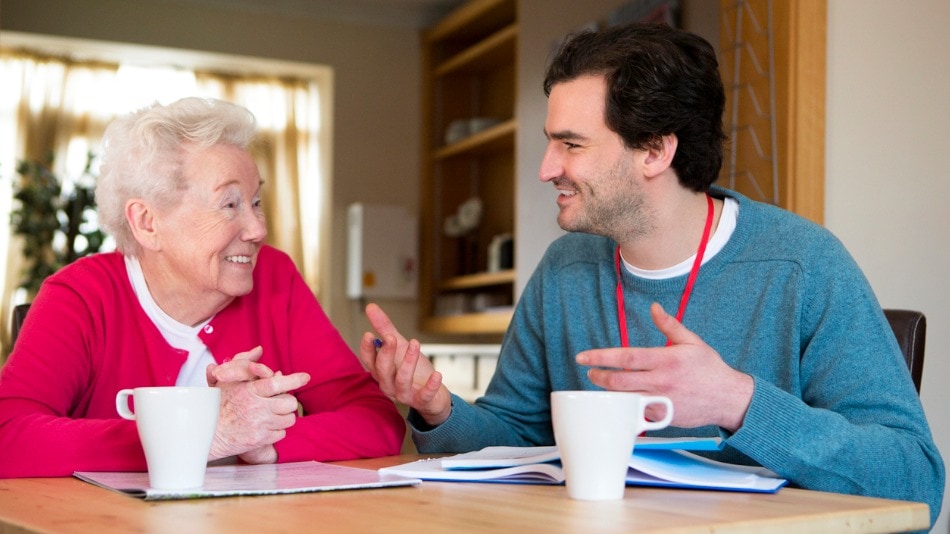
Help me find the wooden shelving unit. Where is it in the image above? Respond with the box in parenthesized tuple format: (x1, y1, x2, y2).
(418, 0, 517, 335)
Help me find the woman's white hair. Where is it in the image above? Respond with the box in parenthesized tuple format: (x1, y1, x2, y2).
(96, 97, 258, 255)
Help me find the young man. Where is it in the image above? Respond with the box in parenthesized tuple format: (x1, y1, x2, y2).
(359, 22, 944, 526)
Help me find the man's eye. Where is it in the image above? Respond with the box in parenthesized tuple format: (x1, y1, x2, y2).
(565, 142, 580, 150)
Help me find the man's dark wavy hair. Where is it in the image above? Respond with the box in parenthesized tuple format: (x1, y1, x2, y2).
(543, 22, 727, 192)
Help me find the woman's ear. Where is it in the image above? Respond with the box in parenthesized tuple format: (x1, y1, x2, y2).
(642, 134, 678, 179)
(126, 199, 161, 251)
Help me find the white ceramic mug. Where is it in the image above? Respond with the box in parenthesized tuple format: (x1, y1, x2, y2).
(551, 391, 674, 501)
(116, 386, 221, 490)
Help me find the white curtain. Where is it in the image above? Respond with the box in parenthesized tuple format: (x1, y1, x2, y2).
(0, 49, 328, 359)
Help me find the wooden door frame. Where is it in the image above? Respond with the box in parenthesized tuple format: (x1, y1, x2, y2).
(720, 0, 826, 225)
(775, 0, 826, 225)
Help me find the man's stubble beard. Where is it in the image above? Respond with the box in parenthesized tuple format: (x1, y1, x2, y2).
(556, 159, 654, 242)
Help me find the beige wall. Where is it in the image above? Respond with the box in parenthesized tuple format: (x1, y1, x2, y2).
(826, 1, 950, 530)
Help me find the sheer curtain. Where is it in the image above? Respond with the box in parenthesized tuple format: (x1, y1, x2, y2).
(0, 49, 328, 359)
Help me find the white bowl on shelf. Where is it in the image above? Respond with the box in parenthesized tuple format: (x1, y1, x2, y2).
(468, 117, 501, 134)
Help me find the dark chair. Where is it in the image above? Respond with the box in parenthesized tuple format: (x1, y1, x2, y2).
(883, 309, 926, 394)
(10, 303, 31, 348)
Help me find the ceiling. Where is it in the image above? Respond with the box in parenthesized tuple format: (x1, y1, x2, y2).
(164, 0, 467, 29)
(1, 0, 468, 74)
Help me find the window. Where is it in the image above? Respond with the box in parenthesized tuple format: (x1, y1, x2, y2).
(0, 32, 333, 355)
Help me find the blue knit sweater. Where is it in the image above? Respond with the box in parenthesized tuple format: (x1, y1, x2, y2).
(410, 187, 944, 526)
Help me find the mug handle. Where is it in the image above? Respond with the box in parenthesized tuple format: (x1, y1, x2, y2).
(640, 396, 674, 431)
(115, 389, 136, 420)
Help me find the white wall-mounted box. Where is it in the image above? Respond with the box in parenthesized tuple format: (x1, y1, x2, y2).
(346, 203, 418, 300)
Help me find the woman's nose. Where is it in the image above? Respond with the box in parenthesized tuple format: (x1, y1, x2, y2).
(243, 209, 267, 241)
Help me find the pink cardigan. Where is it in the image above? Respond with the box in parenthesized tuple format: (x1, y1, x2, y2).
(0, 246, 405, 477)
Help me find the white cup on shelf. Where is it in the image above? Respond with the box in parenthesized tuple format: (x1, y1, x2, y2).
(468, 116, 501, 134)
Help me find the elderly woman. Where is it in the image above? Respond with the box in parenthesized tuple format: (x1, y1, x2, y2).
(0, 97, 405, 476)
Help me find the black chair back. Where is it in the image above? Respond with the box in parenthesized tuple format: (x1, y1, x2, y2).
(883, 309, 926, 394)
(10, 303, 31, 348)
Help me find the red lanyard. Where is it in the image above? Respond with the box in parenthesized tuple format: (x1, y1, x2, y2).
(615, 193, 714, 347)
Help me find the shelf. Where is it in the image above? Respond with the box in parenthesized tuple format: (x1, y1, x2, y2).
(421, 309, 514, 335)
(435, 24, 517, 77)
(434, 119, 515, 159)
(419, 0, 517, 338)
(439, 269, 515, 290)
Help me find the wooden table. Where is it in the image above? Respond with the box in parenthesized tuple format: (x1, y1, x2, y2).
(0, 455, 929, 533)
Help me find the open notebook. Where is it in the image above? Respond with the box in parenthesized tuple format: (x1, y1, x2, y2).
(380, 437, 786, 494)
(75, 461, 420, 501)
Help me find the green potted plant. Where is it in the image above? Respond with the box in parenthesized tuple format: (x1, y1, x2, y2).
(10, 151, 105, 295)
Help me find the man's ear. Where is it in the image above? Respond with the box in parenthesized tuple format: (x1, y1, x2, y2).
(126, 199, 161, 251)
(642, 134, 678, 179)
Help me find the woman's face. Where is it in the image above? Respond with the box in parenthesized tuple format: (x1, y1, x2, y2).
(151, 144, 266, 309)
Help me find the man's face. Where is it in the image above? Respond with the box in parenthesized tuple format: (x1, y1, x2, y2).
(540, 75, 651, 239)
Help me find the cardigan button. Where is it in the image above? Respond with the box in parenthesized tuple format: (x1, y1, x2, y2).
(204, 325, 214, 334)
